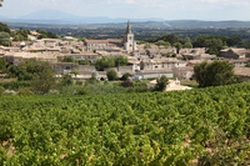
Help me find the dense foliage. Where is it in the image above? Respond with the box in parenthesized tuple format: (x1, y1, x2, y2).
(95, 56, 128, 71)
(0, 82, 249, 165)
(0, 22, 10, 34)
(7, 59, 56, 94)
(36, 29, 59, 39)
(194, 60, 239, 87)
(12, 29, 30, 41)
(0, 32, 11, 46)
(153, 75, 169, 92)
(151, 33, 250, 55)
(106, 69, 118, 81)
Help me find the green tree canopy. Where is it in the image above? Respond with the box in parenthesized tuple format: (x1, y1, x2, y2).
(114, 55, 128, 67)
(194, 60, 239, 87)
(173, 42, 183, 54)
(155, 40, 171, 47)
(60, 74, 73, 87)
(0, 57, 6, 71)
(36, 29, 59, 39)
(0, 22, 10, 33)
(106, 69, 118, 81)
(183, 41, 193, 48)
(7, 59, 56, 94)
(13, 29, 30, 41)
(154, 34, 180, 46)
(193, 35, 226, 55)
(154, 75, 169, 92)
(95, 56, 128, 71)
(0, 32, 11, 46)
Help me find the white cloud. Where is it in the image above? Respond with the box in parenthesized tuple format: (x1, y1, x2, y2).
(194, 0, 250, 6)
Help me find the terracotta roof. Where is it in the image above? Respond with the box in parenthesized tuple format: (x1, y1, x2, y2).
(230, 58, 250, 63)
(85, 39, 108, 43)
(141, 58, 185, 64)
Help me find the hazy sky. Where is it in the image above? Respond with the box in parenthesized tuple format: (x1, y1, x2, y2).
(0, 0, 249, 20)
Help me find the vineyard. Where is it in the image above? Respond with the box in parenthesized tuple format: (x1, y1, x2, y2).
(0, 83, 250, 165)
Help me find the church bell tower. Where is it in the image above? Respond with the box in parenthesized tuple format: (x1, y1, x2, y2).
(124, 20, 137, 53)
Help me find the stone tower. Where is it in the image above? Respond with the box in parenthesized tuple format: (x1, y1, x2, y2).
(124, 20, 137, 53)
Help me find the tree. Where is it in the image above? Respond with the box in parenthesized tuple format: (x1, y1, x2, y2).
(183, 41, 193, 48)
(156, 34, 179, 46)
(36, 29, 58, 39)
(154, 75, 168, 92)
(8, 59, 56, 94)
(13, 29, 30, 41)
(95, 57, 115, 71)
(114, 55, 128, 67)
(0, 58, 6, 71)
(60, 74, 73, 87)
(174, 42, 183, 54)
(60, 57, 74, 62)
(194, 61, 239, 87)
(144, 43, 151, 49)
(107, 69, 118, 81)
(192, 35, 225, 55)
(204, 38, 224, 55)
(95, 56, 128, 71)
(155, 40, 171, 48)
(0, 32, 10, 46)
(0, 22, 10, 33)
(120, 73, 131, 81)
(28, 61, 56, 94)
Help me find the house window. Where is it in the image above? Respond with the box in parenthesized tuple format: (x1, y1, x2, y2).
(65, 66, 71, 70)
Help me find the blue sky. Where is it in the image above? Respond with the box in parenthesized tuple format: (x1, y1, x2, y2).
(0, 0, 250, 20)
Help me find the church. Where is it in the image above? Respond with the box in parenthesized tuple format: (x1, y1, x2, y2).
(84, 20, 137, 53)
(123, 20, 137, 53)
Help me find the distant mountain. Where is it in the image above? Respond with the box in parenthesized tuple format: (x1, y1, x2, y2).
(21, 9, 79, 20)
(165, 20, 250, 29)
(1, 9, 250, 29)
(11, 9, 163, 24)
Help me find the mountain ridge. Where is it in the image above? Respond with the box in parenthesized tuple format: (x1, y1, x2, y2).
(1, 9, 250, 29)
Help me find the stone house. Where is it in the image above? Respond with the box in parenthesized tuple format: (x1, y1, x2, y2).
(84, 40, 109, 51)
(60, 52, 101, 62)
(230, 59, 250, 67)
(219, 48, 250, 59)
(73, 65, 96, 79)
(135, 69, 174, 80)
(234, 67, 250, 80)
(4, 52, 58, 65)
(180, 48, 216, 60)
(139, 58, 186, 71)
(51, 62, 76, 75)
(173, 66, 194, 80)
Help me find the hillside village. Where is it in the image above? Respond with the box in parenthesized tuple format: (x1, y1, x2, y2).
(1, 21, 250, 81)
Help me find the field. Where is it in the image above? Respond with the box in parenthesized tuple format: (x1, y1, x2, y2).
(0, 83, 250, 165)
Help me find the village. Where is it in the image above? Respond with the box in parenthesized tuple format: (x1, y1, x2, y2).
(0, 21, 250, 86)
